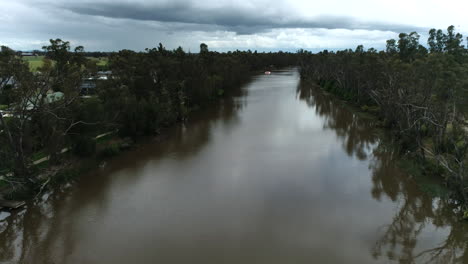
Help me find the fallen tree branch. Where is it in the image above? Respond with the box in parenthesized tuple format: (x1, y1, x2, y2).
(35, 177, 51, 199)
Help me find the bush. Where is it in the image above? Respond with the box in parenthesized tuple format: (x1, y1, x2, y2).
(100, 143, 120, 157)
(72, 136, 96, 157)
(50, 168, 80, 185)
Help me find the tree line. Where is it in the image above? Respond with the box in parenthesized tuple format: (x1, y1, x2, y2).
(0, 40, 297, 191)
(299, 25, 468, 206)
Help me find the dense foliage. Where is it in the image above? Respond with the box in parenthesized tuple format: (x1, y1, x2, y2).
(299, 26, 468, 205)
(100, 45, 296, 138)
(0, 40, 297, 187)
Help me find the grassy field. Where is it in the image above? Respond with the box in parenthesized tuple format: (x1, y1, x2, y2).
(23, 56, 108, 71)
(90, 57, 108, 67)
(23, 56, 46, 71)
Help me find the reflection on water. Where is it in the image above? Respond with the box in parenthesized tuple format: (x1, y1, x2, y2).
(298, 84, 467, 264)
(0, 92, 246, 264)
(369, 144, 467, 264)
(0, 68, 467, 264)
(296, 83, 379, 161)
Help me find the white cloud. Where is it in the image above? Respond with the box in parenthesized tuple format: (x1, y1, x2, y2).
(198, 29, 397, 51)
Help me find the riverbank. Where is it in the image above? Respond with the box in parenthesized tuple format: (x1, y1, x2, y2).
(301, 77, 454, 204)
(0, 69, 265, 207)
(2, 68, 466, 264)
(0, 133, 130, 202)
(304, 78, 461, 210)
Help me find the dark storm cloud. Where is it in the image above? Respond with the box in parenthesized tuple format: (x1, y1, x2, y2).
(9, 0, 452, 51)
(63, 1, 423, 34)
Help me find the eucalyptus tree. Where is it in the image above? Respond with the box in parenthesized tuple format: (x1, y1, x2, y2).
(428, 28, 445, 53)
(0, 39, 93, 183)
(299, 25, 468, 206)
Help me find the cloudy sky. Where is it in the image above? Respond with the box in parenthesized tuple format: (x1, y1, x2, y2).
(1, 0, 467, 52)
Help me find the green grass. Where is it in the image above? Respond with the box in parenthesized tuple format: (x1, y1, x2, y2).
(0, 105, 8, 110)
(95, 134, 115, 144)
(34, 160, 50, 170)
(23, 56, 46, 71)
(88, 57, 109, 67)
(398, 158, 450, 198)
(31, 150, 48, 161)
(0, 168, 11, 188)
(23, 56, 108, 72)
(0, 179, 8, 188)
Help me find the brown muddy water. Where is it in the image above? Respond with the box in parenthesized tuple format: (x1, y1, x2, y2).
(0, 68, 467, 264)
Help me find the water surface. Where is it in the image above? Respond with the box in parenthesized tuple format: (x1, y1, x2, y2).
(0, 68, 466, 263)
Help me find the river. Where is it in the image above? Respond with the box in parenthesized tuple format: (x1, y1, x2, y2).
(0, 68, 466, 263)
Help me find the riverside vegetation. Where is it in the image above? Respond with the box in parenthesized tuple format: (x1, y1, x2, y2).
(2, 26, 468, 214)
(0, 39, 297, 197)
(299, 25, 468, 212)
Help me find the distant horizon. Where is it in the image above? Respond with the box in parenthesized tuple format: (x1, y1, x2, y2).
(11, 39, 447, 54)
(16, 46, 375, 53)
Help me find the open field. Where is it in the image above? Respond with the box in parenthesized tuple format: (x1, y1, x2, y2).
(91, 57, 108, 67)
(23, 56, 46, 71)
(23, 56, 108, 71)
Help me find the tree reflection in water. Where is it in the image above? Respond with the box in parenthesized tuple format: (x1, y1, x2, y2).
(1, 79, 467, 263)
(297, 82, 468, 264)
(371, 142, 468, 264)
(296, 81, 379, 161)
(0, 94, 245, 264)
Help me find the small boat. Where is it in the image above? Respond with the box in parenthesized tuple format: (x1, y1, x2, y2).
(265, 71, 271, 75)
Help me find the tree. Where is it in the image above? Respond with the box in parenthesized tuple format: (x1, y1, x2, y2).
(0, 47, 37, 178)
(42, 38, 88, 92)
(0, 39, 92, 183)
(428, 28, 441, 53)
(398, 32, 421, 61)
(200, 43, 209, 54)
(386, 39, 397, 54)
(0, 46, 17, 106)
(299, 26, 468, 206)
(444, 25, 464, 55)
(355, 45, 364, 53)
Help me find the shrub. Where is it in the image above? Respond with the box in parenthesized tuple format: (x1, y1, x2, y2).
(72, 136, 96, 157)
(100, 143, 120, 157)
